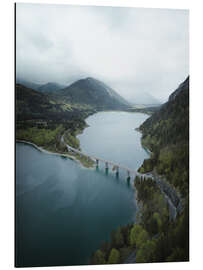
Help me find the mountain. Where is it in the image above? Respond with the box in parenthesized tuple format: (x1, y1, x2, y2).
(139, 76, 189, 196)
(16, 77, 131, 110)
(16, 83, 91, 153)
(16, 83, 81, 122)
(55, 77, 130, 110)
(16, 84, 61, 120)
(169, 77, 189, 102)
(16, 78, 42, 91)
(91, 77, 189, 264)
(38, 82, 65, 93)
(16, 83, 96, 123)
(137, 76, 189, 262)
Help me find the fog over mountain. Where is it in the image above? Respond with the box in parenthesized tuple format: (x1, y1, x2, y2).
(16, 3, 189, 103)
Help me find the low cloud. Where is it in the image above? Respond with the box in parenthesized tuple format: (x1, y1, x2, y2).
(16, 3, 189, 102)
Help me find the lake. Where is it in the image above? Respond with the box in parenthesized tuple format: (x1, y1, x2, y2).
(78, 111, 149, 171)
(15, 112, 149, 267)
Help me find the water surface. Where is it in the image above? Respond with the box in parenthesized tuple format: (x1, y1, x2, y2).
(16, 112, 149, 267)
(78, 111, 149, 171)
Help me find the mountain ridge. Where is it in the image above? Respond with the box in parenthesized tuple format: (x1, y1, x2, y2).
(16, 78, 42, 91)
(139, 76, 189, 195)
(38, 82, 66, 93)
(169, 76, 189, 102)
(54, 77, 131, 110)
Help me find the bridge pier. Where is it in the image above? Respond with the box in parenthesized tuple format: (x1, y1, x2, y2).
(127, 170, 131, 182)
(63, 143, 139, 180)
(116, 166, 119, 178)
(105, 162, 109, 175)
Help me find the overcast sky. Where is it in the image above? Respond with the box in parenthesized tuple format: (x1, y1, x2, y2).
(16, 3, 189, 102)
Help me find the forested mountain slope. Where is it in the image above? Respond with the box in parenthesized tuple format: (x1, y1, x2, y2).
(16, 79, 42, 90)
(38, 82, 65, 93)
(139, 76, 189, 196)
(16, 83, 87, 122)
(16, 84, 62, 120)
(54, 77, 130, 110)
(91, 77, 189, 264)
(16, 83, 91, 152)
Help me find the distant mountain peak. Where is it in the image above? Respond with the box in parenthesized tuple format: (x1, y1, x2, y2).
(38, 82, 65, 93)
(86, 77, 95, 81)
(44, 82, 59, 86)
(16, 78, 42, 91)
(56, 77, 130, 110)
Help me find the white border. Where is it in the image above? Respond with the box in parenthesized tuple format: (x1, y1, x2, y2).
(1, 0, 203, 270)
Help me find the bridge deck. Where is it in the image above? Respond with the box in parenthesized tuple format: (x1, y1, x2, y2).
(66, 144, 139, 175)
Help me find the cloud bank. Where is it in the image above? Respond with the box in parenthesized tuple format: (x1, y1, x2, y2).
(16, 3, 189, 102)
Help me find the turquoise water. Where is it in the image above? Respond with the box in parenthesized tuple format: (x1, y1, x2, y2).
(15, 112, 149, 267)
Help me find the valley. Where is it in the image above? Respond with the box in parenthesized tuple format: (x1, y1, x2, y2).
(16, 76, 189, 265)
(16, 77, 132, 165)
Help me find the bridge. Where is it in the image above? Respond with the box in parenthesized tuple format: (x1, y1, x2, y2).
(61, 135, 142, 181)
(61, 136, 181, 220)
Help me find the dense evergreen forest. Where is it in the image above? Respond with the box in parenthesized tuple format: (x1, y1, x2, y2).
(139, 76, 189, 196)
(91, 77, 189, 264)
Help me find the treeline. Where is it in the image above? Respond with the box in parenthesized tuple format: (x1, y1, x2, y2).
(91, 176, 189, 264)
(136, 78, 189, 261)
(134, 177, 189, 262)
(90, 225, 133, 264)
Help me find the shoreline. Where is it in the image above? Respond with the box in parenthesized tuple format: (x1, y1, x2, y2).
(135, 127, 152, 155)
(16, 139, 93, 170)
(137, 128, 182, 218)
(16, 112, 152, 223)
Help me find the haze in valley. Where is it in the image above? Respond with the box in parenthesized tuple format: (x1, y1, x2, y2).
(16, 4, 189, 103)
